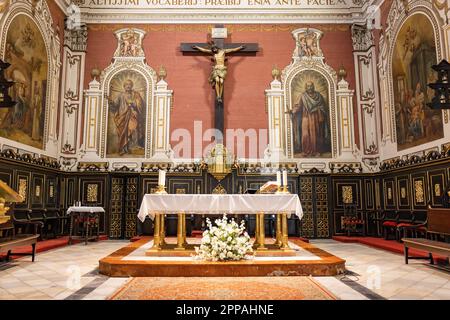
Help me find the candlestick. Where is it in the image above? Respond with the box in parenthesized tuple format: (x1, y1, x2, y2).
(276, 171, 281, 186)
(282, 170, 288, 187)
(158, 169, 166, 187)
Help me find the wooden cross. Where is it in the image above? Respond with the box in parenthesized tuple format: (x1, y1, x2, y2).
(181, 25, 259, 142)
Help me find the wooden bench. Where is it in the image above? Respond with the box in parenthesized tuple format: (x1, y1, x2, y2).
(403, 238, 450, 265)
(402, 207, 450, 268)
(0, 234, 39, 262)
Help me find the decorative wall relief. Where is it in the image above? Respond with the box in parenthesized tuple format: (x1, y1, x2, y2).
(414, 179, 425, 204)
(212, 184, 227, 194)
(429, 171, 445, 206)
(35, 185, 41, 198)
(0, 14, 47, 149)
(434, 183, 441, 197)
(18, 178, 27, 201)
(86, 183, 99, 202)
(49, 184, 54, 199)
(115, 28, 145, 58)
(293, 28, 323, 59)
(392, 14, 444, 150)
(342, 186, 353, 204)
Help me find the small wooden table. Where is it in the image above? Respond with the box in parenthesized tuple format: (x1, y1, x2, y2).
(0, 234, 39, 262)
(67, 207, 104, 245)
(403, 238, 450, 266)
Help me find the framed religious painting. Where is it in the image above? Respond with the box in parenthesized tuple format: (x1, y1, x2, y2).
(392, 13, 444, 151)
(0, 14, 48, 150)
(290, 70, 332, 158)
(106, 70, 147, 158)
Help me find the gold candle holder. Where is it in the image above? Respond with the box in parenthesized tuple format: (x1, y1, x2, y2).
(155, 185, 167, 194)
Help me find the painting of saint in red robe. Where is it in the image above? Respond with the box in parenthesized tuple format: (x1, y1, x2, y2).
(290, 70, 331, 158)
(107, 71, 146, 157)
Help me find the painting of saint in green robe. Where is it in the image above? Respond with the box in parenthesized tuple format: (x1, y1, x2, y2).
(106, 70, 147, 157)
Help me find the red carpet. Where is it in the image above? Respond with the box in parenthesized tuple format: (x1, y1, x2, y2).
(333, 236, 448, 264)
(0, 235, 108, 260)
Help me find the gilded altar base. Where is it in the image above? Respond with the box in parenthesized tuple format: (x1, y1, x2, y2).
(146, 210, 296, 257)
(99, 237, 346, 277)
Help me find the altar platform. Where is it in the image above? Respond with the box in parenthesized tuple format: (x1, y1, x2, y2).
(99, 237, 346, 277)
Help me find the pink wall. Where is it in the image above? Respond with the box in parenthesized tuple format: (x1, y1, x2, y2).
(84, 24, 358, 158)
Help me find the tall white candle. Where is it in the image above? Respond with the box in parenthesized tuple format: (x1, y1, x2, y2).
(276, 171, 281, 186)
(161, 170, 166, 187)
(283, 170, 288, 187)
(158, 170, 163, 186)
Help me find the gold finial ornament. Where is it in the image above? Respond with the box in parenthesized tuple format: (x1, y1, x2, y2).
(158, 65, 167, 81)
(272, 65, 281, 80)
(338, 64, 347, 81)
(91, 66, 101, 81)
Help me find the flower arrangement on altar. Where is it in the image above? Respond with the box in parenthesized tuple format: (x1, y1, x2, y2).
(194, 215, 253, 262)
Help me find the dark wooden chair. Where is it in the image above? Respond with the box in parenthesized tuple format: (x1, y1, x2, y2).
(395, 211, 414, 241)
(381, 211, 399, 240)
(0, 214, 40, 262)
(28, 210, 48, 239)
(42, 209, 61, 238)
(342, 204, 365, 237)
(57, 209, 70, 235)
(10, 210, 43, 236)
(398, 211, 427, 239)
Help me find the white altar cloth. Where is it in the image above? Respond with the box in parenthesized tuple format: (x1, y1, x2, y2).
(137, 194, 303, 222)
(67, 206, 105, 215)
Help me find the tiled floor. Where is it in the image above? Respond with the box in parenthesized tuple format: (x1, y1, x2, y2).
(0, 239, 448, 300)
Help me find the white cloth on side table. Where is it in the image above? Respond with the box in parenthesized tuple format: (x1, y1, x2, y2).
(67, 206, 105, 214)
(137, 194, 303, 222)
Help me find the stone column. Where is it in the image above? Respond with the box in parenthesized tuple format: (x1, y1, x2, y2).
(150, 76, 173, 161)
(60, 25, 87, 158)
(352, 24, 381, 170)
(82, 79, 102, 159)
(265, 77, 286, 163)
(336, 79, 356, 158)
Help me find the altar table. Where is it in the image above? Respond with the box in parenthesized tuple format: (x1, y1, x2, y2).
(137, 194, 303, 251)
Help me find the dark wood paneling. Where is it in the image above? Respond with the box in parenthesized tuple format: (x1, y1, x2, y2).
(396, 175, 411, 210)
(383, 178, 396, 210)
(428, 169, 447, 207)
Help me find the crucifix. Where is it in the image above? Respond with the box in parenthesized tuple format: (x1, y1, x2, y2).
(181, 25, 259, 142)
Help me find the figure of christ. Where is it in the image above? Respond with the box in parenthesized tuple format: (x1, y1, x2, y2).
(108, 79, 145, 156)
(192, 43, 245, 102)
(290, 81, 330, 156)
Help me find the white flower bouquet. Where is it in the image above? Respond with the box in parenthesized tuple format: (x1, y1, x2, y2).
(194, 214, 253, 262)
